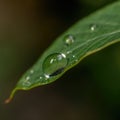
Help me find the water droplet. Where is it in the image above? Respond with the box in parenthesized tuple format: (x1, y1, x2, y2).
(23, 81, 31, 86)
(30, 70, 34, 74)
(44, 74, 50, 79)
(25, 76, 30, 80)
(64, 34, 75, 45)
(90, 24, 97, 31)
(66, 51, 72, 55)
(43, 53, 67, 78)
(70, 55, 79, 65)
(75, 59, 78, 62)
(23, 76, 31, 86)
(72, 55, 75, 58)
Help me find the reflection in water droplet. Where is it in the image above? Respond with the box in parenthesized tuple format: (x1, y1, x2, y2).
(43, 53, 67, 78)
(90, 24, 97, 31)
(64, 34, 75, 45)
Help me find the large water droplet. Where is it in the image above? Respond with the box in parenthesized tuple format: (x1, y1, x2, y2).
(43, 53, 67, 78)
(64, 34, 75, 45)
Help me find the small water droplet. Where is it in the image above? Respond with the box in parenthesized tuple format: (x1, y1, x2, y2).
(66, 51, 72, 55)
(44, 74, 50, 79)
(75, 59, 78, 62)
(72, 55, 75, 58)
(73, 56, 78, 62)
(90, 24, 97, 31)
(30, 70, 34, 74)
(64, 34, 75, 45)
(26, 76, 30, 80)
(23, 81, 31, 86)
(43, 53, 68, 78)
(23, 76, 31, 86)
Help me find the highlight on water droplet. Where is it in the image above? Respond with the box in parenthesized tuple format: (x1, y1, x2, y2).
(64, 34, 75, 45)
(43, 53, 68, 78)
(90, 24, 97, 31)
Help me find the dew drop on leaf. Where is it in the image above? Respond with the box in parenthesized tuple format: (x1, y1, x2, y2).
(66, 51, 72, 55)
(23, 76, 31, 86)
(25, 76, 30, 80)
(43, 53, 67, 78)
(30, 70, 34, 74)
(90, 24, 97, 31)
(64, 34, 75, 45)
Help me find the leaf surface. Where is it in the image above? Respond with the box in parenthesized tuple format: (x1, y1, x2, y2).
(7, 1, 120, 101)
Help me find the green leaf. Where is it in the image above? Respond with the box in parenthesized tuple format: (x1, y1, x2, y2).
(6, 1, 120, 102)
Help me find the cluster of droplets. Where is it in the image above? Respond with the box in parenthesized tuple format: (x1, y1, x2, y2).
(42, 34, 77, 79)
(23, 25, 97, 86)
(23, 70, 34, 86)
(42, 34, 80, 80)
(19, 23, 99, 88)
(23, 69, 48, 86)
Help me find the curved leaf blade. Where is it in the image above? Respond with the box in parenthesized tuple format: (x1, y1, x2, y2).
(7, 1, 120, 102)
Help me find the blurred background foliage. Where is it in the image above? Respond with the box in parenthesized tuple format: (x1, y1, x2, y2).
(0, 0, 120, 120)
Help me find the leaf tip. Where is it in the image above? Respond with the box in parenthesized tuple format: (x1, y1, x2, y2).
(4, 97, 12, 104)
(4, 88, 17, 104)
